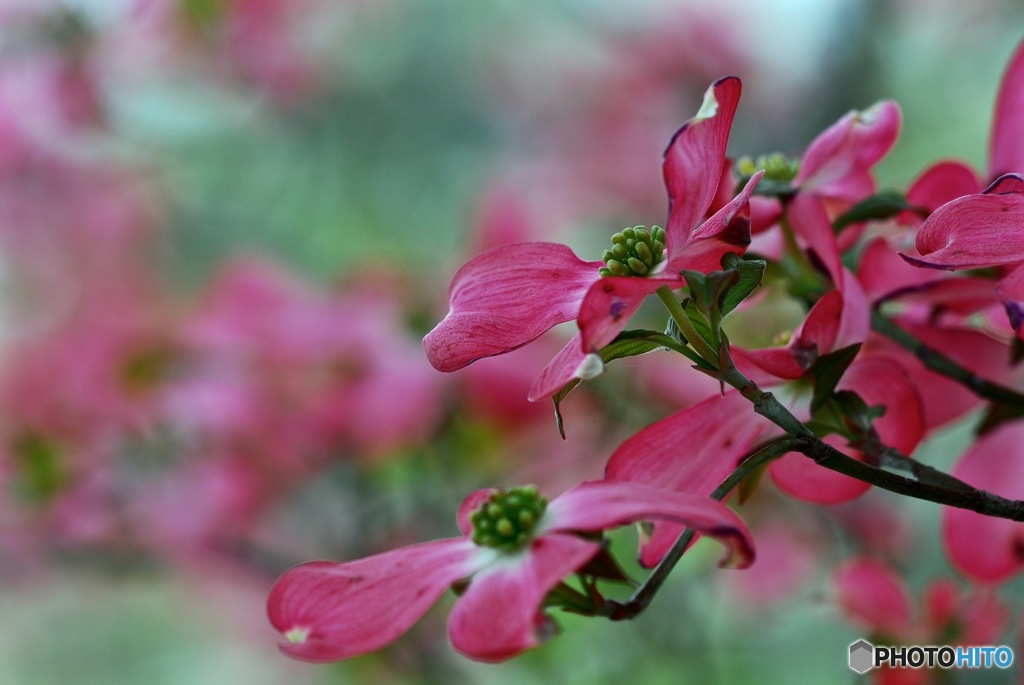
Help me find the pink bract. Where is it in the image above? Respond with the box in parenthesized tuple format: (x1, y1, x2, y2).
(605, 391, 769, 566)
(834, 558, 914, 638)
(267, 480, 754, 663)
(942, 422, 1024, 584)
(794, 100, 902, 204)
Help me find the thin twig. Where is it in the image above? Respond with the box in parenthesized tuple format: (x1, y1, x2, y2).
(718, 365, 1024, 521)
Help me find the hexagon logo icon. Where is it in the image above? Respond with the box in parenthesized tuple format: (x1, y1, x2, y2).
(849, 639, 874, 674)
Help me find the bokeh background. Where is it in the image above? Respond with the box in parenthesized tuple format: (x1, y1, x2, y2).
(1, 0, 1024, 683)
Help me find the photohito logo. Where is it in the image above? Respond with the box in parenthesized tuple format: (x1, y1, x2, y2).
(849, 640, 1014, 674)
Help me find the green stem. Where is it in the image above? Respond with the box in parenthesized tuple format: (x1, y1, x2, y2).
(870, 310, 1024, 407)
(656, 286, 719, 367)
(602, 437, 803, 621)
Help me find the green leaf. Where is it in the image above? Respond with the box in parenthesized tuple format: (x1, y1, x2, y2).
(809, 344, 862, 413)
(11, 433, 66, 504)
(720, 253, 767, 316)
(678, 269, 709, 310)
(832, 190, 917, 231)
(598, 329, 680, 362)
(680, 268, 740, 318)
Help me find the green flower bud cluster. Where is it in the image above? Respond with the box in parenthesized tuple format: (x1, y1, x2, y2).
(469, 485, 548, 551)
(735, 153, 800, 183)
(599, 226, 666, 277)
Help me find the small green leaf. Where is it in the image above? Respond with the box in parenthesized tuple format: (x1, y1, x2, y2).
(809, 344, 862, 413)
(679, 269, 709, 311)
(720, 253, 767, 316)
(598, 330, 677, 362)
(11, 433, 66, 503)
(832, 191, 918, 231)
(680, 268, 740, 318)
(663, 299, 717, 351)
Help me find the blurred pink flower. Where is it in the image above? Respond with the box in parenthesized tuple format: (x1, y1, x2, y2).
(172, 258, 443, 463)
(268, 480, 754, 662)
(484, 6, 748, 220)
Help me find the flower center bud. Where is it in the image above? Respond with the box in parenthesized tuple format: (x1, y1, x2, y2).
(599, 225, 666, 277)
(469, 485, 548, 551)
(735, 153, 800, 184)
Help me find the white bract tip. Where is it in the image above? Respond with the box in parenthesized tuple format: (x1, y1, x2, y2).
(855, 102, 883, 125)
(574, 353, 604, 381)
(285, 627, 310, 644)
(695, 87, 719, 121)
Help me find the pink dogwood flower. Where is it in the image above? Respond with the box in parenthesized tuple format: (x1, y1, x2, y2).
(721, 98, 900, 245)
(893, 37, 1024, 230)
(424, 77, 762, 394)
(267, 480, 754, 663)
(853, 41, 1024, 323)
(766, 353, 925, 505)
